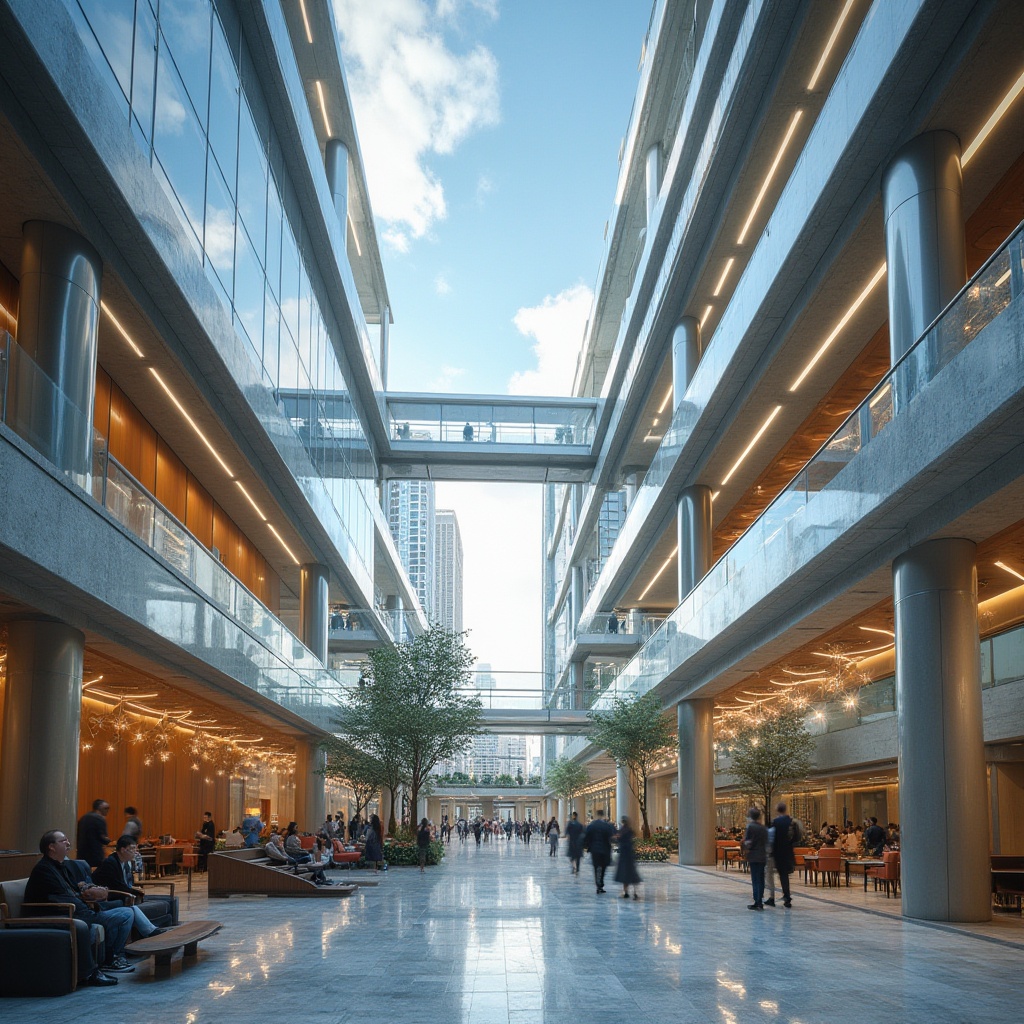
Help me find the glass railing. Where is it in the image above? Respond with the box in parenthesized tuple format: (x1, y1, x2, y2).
(0, 333, 362, 724)
(385, 395, 598, 447)
(577, 612, 664, 638)
(596, 220, 1024, 710)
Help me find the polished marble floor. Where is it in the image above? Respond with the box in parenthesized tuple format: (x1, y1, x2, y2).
(7, 837, 1021, 1023)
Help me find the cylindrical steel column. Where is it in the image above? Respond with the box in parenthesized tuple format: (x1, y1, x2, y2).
(677, 485, 713, 601)
(623, 468, 642, 507)
(677, 698, 716, 865)
(671, 317, 701, 407)
(571, 660, 585, 710)
(893, 538, 989, 922)
(9, 221, 102, 477)
(571, 564, 584, 627)
(882, 131, 966, 363)
(645, 143, 661, 224)
(299, 563, 329, 662)
(325, 138, 350, 227)
(0, 619, 85, 852)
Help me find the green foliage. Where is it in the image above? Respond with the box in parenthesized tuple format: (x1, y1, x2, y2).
(320, 739, 386, 821)
(646, 828, 679, 852)
(545, 756, 590, 805)
(383, 837, 446, 867)
(634, 843, 670, 862)
(336, 626, 482, 833)
(589, 691, 674, 838)
(727, 707, 816, 817)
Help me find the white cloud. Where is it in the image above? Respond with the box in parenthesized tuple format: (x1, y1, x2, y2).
(434, 273, 452, 296)
(475, 174, 495, 207)
(508, 284, 594, 396)
(332, 0, 500, 248)
(430, 364, 466, 391)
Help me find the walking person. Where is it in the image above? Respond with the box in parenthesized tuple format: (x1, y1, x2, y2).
(582, 808, 615, 894)
(770, 802, 797, 908)
(764, 820, 777, 907)
(743, 807, 768, 910)
(417, 817, 431, 874)
(565, 811, 584, 875)
(613, 815, 642, 899)
(545, 816, 560, 856)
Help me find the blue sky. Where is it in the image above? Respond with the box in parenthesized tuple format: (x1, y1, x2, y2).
(333, 0, 652, 671)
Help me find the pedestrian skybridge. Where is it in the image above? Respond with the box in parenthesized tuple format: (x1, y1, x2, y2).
(382, 393, 599, 482)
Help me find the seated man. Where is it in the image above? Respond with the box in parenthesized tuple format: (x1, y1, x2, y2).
(25, 830, 136, 985)
(93, 835, 173, 936)
(263, 834, 332, 885)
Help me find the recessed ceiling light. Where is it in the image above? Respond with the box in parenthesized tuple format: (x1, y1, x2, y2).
(720, 405, 782, 486)
(807, 0, 856, 92)
(737, 110, 804, 245)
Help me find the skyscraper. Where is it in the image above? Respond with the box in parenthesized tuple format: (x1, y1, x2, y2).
(435, 509, 464, 632)
(386, 480, 436, 622)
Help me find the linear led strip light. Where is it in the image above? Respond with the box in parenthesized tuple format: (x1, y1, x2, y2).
(101, 301, 144, 358)
(638, 545, 679, 601)
(298, 0, 314, 44)
(720, 404, 783, 487)
(315, 80, 332, 136)
(962, 66, 1024, 167)
(737, 109, 804, 246)
(807, 0, 856, 92)
(789, 262, 886, 392)
(149, 368, 300, 564)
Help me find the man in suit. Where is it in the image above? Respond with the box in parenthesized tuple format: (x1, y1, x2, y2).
(582, 808, 616, 894)
(93, 835, 171, 936)
(770, 802, 797, 909)
(25, 829, 136, 984)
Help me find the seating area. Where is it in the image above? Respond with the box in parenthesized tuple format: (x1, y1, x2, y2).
(206, 848, 359, 898)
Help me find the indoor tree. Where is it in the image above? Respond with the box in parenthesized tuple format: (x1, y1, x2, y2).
(320, 739, 385, 825)
(588, 691, 674, 838)
(544, 756, 590, 816)
(726, 705, 816, 819)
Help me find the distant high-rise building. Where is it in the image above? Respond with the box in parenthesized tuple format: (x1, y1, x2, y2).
(386, 481, 436, 620)
(435, 509, 464, 632)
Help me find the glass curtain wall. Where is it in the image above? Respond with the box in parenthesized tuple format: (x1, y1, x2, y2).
(64, 0, 376, 579)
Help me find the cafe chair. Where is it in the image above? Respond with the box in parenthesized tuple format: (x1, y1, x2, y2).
(867, 850, 900, 897)
(816, 848, 842, 887)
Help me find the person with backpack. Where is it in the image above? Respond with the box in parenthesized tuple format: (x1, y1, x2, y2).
(770, 802, 798, 908)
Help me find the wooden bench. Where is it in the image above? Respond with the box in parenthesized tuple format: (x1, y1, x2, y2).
(207, 849, 357, 898)
(124, 920, 222, 967)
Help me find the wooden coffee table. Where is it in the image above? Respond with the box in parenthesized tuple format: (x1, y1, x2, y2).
(125, 920, 222, 967)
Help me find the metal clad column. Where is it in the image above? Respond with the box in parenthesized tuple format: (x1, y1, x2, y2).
(299, 563, 329, 662)
(0, 620, 85, 851)
(645, 144, 661, 224)
(893, 539, 989, 921)
(325, 139, 350, 227)
(677, 698, 716, 865)
(882, 131, 966, 362)
(10, 221, 102, 477)
(672, 317, 711, 601)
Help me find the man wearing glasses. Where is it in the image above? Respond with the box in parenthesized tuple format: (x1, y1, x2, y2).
(93, 835, 172, 937)
(25, 830, 136, 985)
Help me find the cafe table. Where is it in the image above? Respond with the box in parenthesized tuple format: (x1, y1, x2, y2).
(845, 858, 885, 890)
(801, 853, 846, 887)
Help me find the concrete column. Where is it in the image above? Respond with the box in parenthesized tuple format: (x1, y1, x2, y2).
(0, 620, 85, 852)
(325, 138, 350, 226)
(677, 698, 716, 865)
(893, 538, 989, 922)
(571, 565, 584, 628)
(645, 143, 661, 224)
(299, 563, 329, 661)
(292, 740, 325, 833)
(416, 797, 427, 823)
(677, 485, 713, 601)
(571, 661, 585, 710)
(380, 788, 394, 834)
(558, 798, 567, 824)
(615, 765, 639, 827)
(8, 221, 102, 478)
(882, 131, 966, 363)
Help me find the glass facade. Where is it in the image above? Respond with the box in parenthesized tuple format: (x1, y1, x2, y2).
(65, 0, 377, 583)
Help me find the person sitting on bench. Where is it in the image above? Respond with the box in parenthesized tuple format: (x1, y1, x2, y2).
(25, 829, 136, 984)
(264, 834, 332, 885)
(93, 835, 171, 937)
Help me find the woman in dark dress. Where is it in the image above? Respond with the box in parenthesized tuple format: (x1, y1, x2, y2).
(364, 813, 384, 873)
(614, 815, 642, 899)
